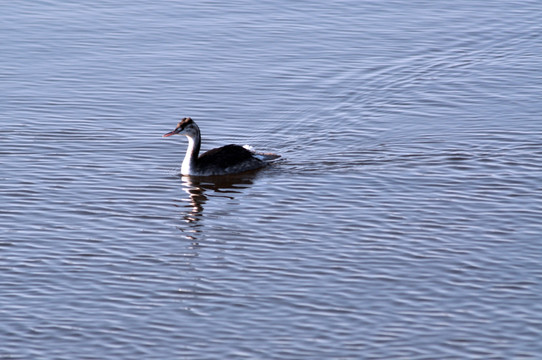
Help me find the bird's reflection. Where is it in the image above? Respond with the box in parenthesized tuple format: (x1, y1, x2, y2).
(176, 171, 260, 241)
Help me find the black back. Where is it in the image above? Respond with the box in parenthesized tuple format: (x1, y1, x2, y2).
(198, 144, 261, 171)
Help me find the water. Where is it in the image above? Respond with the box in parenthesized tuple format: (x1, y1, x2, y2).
(1, 1, 542, 359)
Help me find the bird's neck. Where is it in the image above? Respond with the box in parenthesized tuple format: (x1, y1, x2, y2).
(181, 132, 201, 175)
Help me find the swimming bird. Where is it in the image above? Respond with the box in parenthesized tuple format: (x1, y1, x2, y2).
(163, 117, 280, 176)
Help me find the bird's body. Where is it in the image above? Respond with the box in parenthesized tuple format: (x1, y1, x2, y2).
(163, 117, 280, 176)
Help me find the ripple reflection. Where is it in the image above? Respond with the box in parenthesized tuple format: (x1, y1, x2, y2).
(176, 172, 260, 240)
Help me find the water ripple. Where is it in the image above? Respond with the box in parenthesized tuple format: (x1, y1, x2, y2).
(2, 1, 542, 359)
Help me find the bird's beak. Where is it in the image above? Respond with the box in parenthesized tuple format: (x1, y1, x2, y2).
(162, 130, 176, 137)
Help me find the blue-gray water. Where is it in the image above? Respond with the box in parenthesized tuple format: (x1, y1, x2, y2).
(1, 1, 541, 359)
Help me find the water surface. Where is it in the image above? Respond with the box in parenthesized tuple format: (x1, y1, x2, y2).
(1, 1, 542, 359)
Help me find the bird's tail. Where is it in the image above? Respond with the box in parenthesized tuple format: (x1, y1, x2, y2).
(255, 152, 281, 162)
(243, 145, 281, 162)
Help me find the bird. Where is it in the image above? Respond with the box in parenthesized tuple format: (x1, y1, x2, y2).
(163, 117, 280, 176)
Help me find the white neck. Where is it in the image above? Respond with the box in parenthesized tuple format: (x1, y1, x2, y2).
(181, 135, 198, 175)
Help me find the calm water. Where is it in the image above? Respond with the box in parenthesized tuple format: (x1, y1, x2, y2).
(1, 1, 542, 359)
